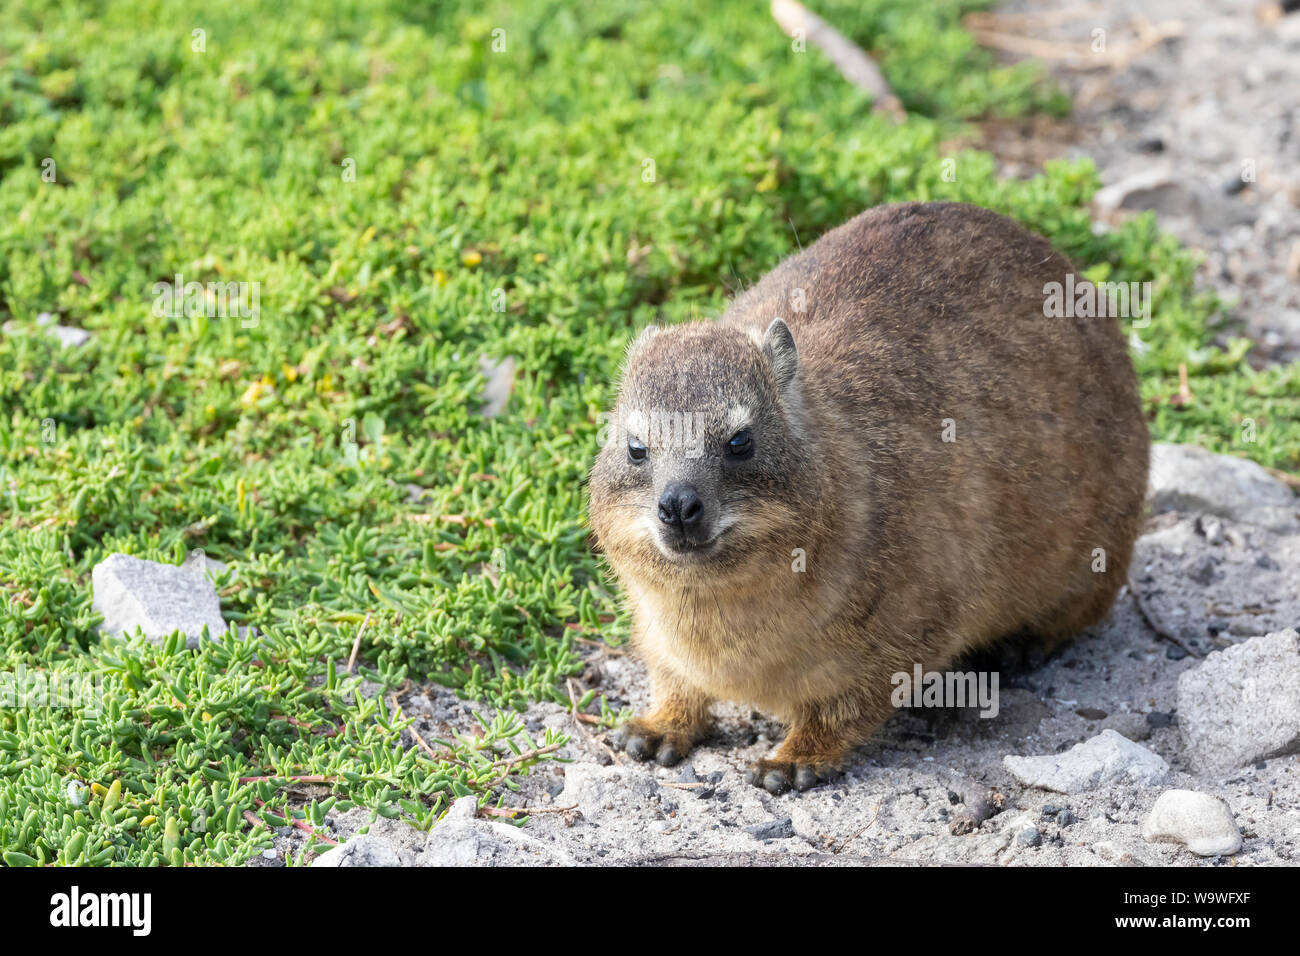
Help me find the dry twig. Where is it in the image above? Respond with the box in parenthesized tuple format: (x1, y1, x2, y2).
(770, 0, 905, 120)
(567, 678, 626, 765)
(1130, 584, 1203, 659)
(346, 612, 370, 675)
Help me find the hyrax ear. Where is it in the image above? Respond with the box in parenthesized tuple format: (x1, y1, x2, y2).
(762, 318, 798, 392)
(627, 324, 659, 356)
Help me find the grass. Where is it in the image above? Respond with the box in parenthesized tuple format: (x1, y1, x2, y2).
(1, 0, 1297, 866)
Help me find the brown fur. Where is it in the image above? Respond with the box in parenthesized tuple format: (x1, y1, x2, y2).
(588, 202, 1150, 792)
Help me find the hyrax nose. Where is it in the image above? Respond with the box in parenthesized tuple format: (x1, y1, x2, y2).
(658, 482, 703, 529)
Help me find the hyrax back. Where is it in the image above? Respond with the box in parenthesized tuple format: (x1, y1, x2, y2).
(588, 202, 1149, 793)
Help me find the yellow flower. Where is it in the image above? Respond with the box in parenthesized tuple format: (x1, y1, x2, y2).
(433, 270, 448, 286)
(461, 250, 482, 267)
(533, 252, 548, 263)
(240, 381, 271, 407)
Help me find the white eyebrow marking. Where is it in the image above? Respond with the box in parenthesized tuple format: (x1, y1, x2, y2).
(623, 408, 649, 440)
(724, 405, 751, 435)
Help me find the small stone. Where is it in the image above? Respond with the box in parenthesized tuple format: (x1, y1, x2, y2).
(1186, 555, 1218, 586)
(50, 324, 91, 348)
(1196, 515, 1225, 546)
(1003, 729, 1170, 794)
(23, 312, 91, 348)
(444, 796, 478, 823)
(1146, 711, 1176, 729)
(312, 834, 408, 867)
(1142, 790, 1242, 857)
(1093, 841, 1119, 861)
(950, 792, 1000, 835)
(744, 817, 795, 841)
(1076, 707, 1108, 720)
(1017, 827, 1043, 847)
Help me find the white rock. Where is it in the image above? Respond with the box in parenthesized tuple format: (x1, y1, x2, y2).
(4, 313, 92, 348)
(1148, 443, 1296, 528)
(1003, 729, 1169, 794)
(49, 324, 91, 347)
(1142, 790, 1242, 857)
(36, 312, 89, 347)
(1177, 629, 1300, 771)
(444, 794, 479, 824)
(559, 763, 659, 811)
(788, 804, 823, 845)
(36, 310, 90, 348)
(415, 797, 574, 866)
(92, 553, 229, 648)
(314, 797, 573, 867)
(312, 833, 411, 867)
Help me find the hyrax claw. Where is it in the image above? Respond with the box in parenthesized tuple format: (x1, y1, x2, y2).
(617, 719, 694, 767)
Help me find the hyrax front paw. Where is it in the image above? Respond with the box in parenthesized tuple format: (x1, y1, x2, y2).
(744, 758, 842, 795)
(615, 718, 694, 767)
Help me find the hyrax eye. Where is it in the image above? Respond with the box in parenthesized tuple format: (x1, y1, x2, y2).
(726, 430, 753, 459)
(627, 438, 648, 463)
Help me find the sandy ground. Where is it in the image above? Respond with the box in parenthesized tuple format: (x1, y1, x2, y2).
(976, 0, 1300, 362)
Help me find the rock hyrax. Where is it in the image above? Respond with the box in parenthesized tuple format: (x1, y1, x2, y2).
(588, 201, 1149, 794)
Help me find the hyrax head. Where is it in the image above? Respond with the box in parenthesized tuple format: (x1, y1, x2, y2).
(589, 318, 809, 585)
